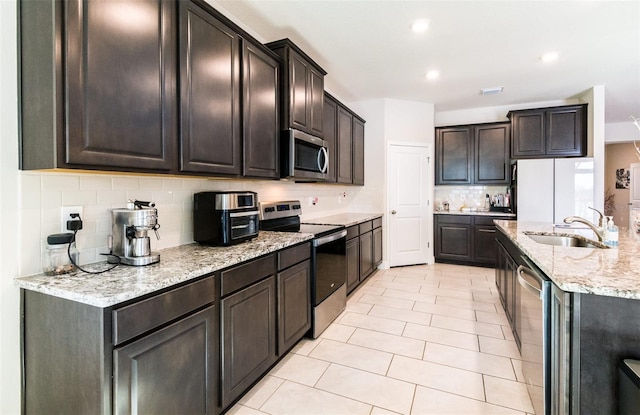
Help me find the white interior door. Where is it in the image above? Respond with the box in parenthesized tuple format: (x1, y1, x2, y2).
(387, 144, 430, 267)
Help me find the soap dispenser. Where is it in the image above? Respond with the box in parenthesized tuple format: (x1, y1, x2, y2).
(605, 216, 619, 247)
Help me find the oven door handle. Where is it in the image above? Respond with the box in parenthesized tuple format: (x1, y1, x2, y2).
(229, 210, 259, 218)
(314, 229, 347, 247)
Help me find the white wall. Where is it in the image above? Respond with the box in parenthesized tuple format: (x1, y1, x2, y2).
(435, 98, 578, 126)
(606, 120, 640, 143)
(579, 86, 606, 213)
(1, 1, 21, 414)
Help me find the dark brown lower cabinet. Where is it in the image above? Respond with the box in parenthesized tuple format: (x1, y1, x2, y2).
(435, 214, 512, 267)
(495, 239, 519, 348)
(221, 276, 277, 408)
(373, 226, 383, 268)
(277, 259, 311, 353)
(346, 235, 360, 293)
(359, 230, 373, 279)
(114, 306, 217, 415)
(22, 276, 217, 415)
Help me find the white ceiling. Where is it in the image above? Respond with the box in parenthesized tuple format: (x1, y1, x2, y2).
(215, 0, 640, 124)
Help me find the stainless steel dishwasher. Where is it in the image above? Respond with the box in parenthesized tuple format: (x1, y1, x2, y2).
(517, 259, 551, 415)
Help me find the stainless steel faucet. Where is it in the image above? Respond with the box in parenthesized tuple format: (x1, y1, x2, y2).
(563, 207, 606, 241)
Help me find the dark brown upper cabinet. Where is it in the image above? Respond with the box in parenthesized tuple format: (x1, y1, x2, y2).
(179, 0, 241, 175)
(436, 122, 510, 185)
(352, 116, 365, 185)
(20, 0, 178, 172)
(322, 94, 338, 182)
(242, 40, 280, 178)
(324, 91, 366, 186)
(509, 104, 587, 158)
(266, 39, 327, 137)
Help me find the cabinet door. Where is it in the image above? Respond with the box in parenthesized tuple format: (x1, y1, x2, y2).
(309, 67, 325, 136)
(243, 40, 280, 178)
(114, 306, 217, 415)
(373, 226, 383, 268)
(323, 94, 338, 182)
(289, 49, 311, 132)
(278, 260, 311, 353)
(353, 117, 365, 185)
(221, 277, 277, 409)
(346, 237, 360, 293)
(65, 0, 176, 171)
(179, 1, 241, 175)
(511, 110, 545, 158)
(473, 225, 497, 264)
(337, 107, 354, 184)
(435, 127, 473, 184)
(546, 105, 586, 157)
(359, 231, 373, 280)
(475, 123, 510, 184)
(434, 215, 472, 261)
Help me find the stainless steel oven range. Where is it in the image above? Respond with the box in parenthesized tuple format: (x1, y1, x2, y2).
(259, 200, 347, 338)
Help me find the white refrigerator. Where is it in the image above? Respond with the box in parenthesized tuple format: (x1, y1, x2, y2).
(516, 158, 596, 224)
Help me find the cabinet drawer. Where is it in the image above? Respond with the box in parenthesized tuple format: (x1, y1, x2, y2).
(372, 217, 382, 229)
(436, 214, 471, 225)
(474, 216, 499, 226)
(113, 276, 215, 346)
(221, 254, 277, 297)
(359, 220, 373, 234)
(278, 242, 311, 270)
(346, 225, 359, 240)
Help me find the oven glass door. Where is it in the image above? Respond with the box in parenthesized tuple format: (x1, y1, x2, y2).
(314, 232, 346, 305)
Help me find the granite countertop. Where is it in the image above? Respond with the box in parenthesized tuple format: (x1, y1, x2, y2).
(303, 212, 383, 227)
(435, 210, 516, 218)
(495, 220, 640, 299)
(14, 231, 313, 308)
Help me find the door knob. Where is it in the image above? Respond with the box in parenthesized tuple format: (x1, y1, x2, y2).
(391, 210, 397, 214)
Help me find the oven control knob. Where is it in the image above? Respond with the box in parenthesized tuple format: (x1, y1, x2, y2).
(391, 210, 397, 214)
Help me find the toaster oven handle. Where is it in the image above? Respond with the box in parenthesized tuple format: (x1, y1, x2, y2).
(229, 210, 259, 218)
(317, 147, 329, 174)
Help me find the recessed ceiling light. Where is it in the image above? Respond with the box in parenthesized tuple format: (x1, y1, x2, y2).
(480, 86, 504, 95)
(411, 19, 429, 33)
(540, 52, 559, 63)
(426, 70, 440, 80)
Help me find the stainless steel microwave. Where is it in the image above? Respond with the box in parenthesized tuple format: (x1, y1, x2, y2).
(281, 129, 329, 181)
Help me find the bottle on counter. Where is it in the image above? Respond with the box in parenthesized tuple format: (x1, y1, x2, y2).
(43, 233, 76, 275)
(604, 216, 619, 247)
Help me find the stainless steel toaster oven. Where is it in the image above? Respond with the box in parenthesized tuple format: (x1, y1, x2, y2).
(193, 191, 259, 246)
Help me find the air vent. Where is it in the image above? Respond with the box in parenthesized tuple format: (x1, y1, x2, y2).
(480, 86, 504, 96)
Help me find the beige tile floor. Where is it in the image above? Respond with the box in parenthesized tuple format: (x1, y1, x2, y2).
(228, 263, 535, 415)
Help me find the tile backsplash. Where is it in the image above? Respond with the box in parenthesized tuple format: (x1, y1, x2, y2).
(20, 171, 365, 277)
(434, 185, 511, 211)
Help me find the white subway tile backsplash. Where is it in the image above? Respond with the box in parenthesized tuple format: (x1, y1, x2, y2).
(112, 177, 140, 190)
(42, 174, 80, 191)
(19, 171, 365, 271)
(62, 191, 97, 206)
(79, 175, 112, 190)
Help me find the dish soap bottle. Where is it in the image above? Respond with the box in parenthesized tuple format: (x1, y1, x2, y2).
(605, 216, 618, 247)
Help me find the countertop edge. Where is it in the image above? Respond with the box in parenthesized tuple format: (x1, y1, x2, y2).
(15, 232, 314, 308)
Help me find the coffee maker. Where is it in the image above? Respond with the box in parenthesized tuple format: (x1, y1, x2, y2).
(111, 200, 161, 266)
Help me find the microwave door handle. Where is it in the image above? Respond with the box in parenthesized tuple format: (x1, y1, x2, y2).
(318, 147, 328, 173)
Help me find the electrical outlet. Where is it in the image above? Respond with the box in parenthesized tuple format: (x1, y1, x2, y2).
(61, 206, 83, 233)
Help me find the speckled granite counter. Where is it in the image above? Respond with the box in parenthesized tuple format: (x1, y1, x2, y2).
(304, 212, 383, 227)
(14, 231, 313, 308)
(436, 210, 516, 218)
(495, 220, 640, 299)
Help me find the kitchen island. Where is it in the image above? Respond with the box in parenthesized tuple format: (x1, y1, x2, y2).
(495, 220, 640, 415)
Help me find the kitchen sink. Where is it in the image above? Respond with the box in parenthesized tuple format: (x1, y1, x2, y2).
(523, 231, 608, 249)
